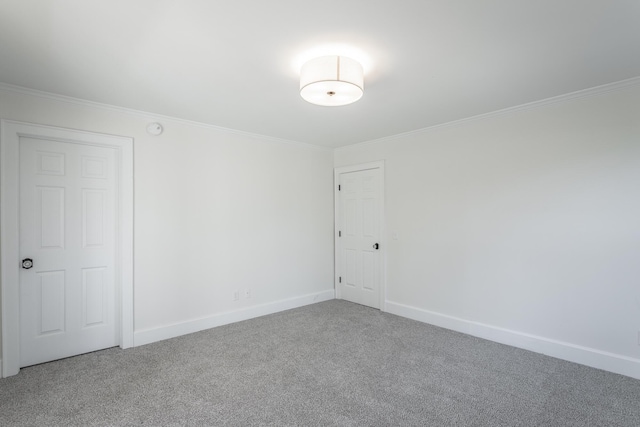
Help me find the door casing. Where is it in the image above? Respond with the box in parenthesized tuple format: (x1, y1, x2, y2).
(1, 120, 134, 377)
(334, 161, 386, 310)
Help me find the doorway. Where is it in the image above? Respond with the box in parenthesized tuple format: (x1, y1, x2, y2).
(334, 162, 385, 310)
(1, 121, 133, 377)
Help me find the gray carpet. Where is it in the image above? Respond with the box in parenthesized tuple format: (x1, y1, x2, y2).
(1, 300, 639, 426)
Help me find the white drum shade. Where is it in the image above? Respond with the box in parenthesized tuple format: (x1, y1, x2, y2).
(300, 56, 364, 106)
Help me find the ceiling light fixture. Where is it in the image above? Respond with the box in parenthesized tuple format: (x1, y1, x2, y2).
(299, 56, 364, 106)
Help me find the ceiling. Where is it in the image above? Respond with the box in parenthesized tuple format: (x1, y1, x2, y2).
(1, 1, 639, 148)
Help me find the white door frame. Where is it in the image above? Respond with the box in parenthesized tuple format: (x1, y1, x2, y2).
(1, 120, 134, 377)
(334, 161, 386, 311)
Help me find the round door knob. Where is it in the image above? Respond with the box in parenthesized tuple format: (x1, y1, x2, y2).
(22, 258, 33, 269)
(373, 243, 379, 250)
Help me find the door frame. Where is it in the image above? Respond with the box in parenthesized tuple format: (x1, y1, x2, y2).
(1, 120, 134, 377)
(334, 161, 386, 311)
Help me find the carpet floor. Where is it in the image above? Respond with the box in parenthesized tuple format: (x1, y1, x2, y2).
(1, 300, 639, 426)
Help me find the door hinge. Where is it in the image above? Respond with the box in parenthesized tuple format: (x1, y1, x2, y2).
(339, 230, 341, 237)
(338, 185, 341, 191)
(339, 277, 342, 283)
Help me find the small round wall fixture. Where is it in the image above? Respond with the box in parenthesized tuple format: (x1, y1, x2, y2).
(146, 122, 163, 136)
(300, 56, 364, 106)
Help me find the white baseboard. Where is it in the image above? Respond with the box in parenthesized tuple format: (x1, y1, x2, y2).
(134, 289, 335, 347)
(385, 301, 640, 380)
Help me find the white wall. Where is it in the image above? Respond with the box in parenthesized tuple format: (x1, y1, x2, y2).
(2, 80, 639, 379)
(335, 83, 640, 378)
(0, 86, 334, 353)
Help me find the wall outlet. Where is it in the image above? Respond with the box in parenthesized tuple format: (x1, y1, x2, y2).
(233, 291, 240, 301)
(244, 289, 252, 299)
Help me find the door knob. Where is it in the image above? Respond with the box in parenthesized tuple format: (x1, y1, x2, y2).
(22, 258, 33, 269)
(373, 243, 379, 250)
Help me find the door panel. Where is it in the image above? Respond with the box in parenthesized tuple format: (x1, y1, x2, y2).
(37, 270, 66, 335)
(82, 189, 106, 248)
(82, 267, 107, 327)
(19, 137, 118, 367)
(37, 186, 65, 249)
(338, 168, 382, 309)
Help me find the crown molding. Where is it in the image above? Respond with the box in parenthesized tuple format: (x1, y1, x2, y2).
(336, 76, 640, 151)
(0, 82, 332, 152)
(2, 76, 638, 153)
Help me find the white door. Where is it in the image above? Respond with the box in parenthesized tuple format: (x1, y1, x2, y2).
(19, 137, 118, 367)
(337, 167, 383, 309)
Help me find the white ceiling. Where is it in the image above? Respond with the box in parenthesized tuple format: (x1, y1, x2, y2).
(1, 1, 639, 148)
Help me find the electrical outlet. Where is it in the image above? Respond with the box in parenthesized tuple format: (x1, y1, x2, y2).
(244, 289, 251, 299)
(233, 291, 240, 301)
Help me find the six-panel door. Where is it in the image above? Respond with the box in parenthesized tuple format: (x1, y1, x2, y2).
(19, 137, 118, 367)
(338, 168, 381, 309)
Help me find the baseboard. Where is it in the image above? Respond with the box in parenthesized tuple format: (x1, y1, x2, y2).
(385, 301, 640, 380)
(0, 358, 3, 378)
(134, 289, 335, 347)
